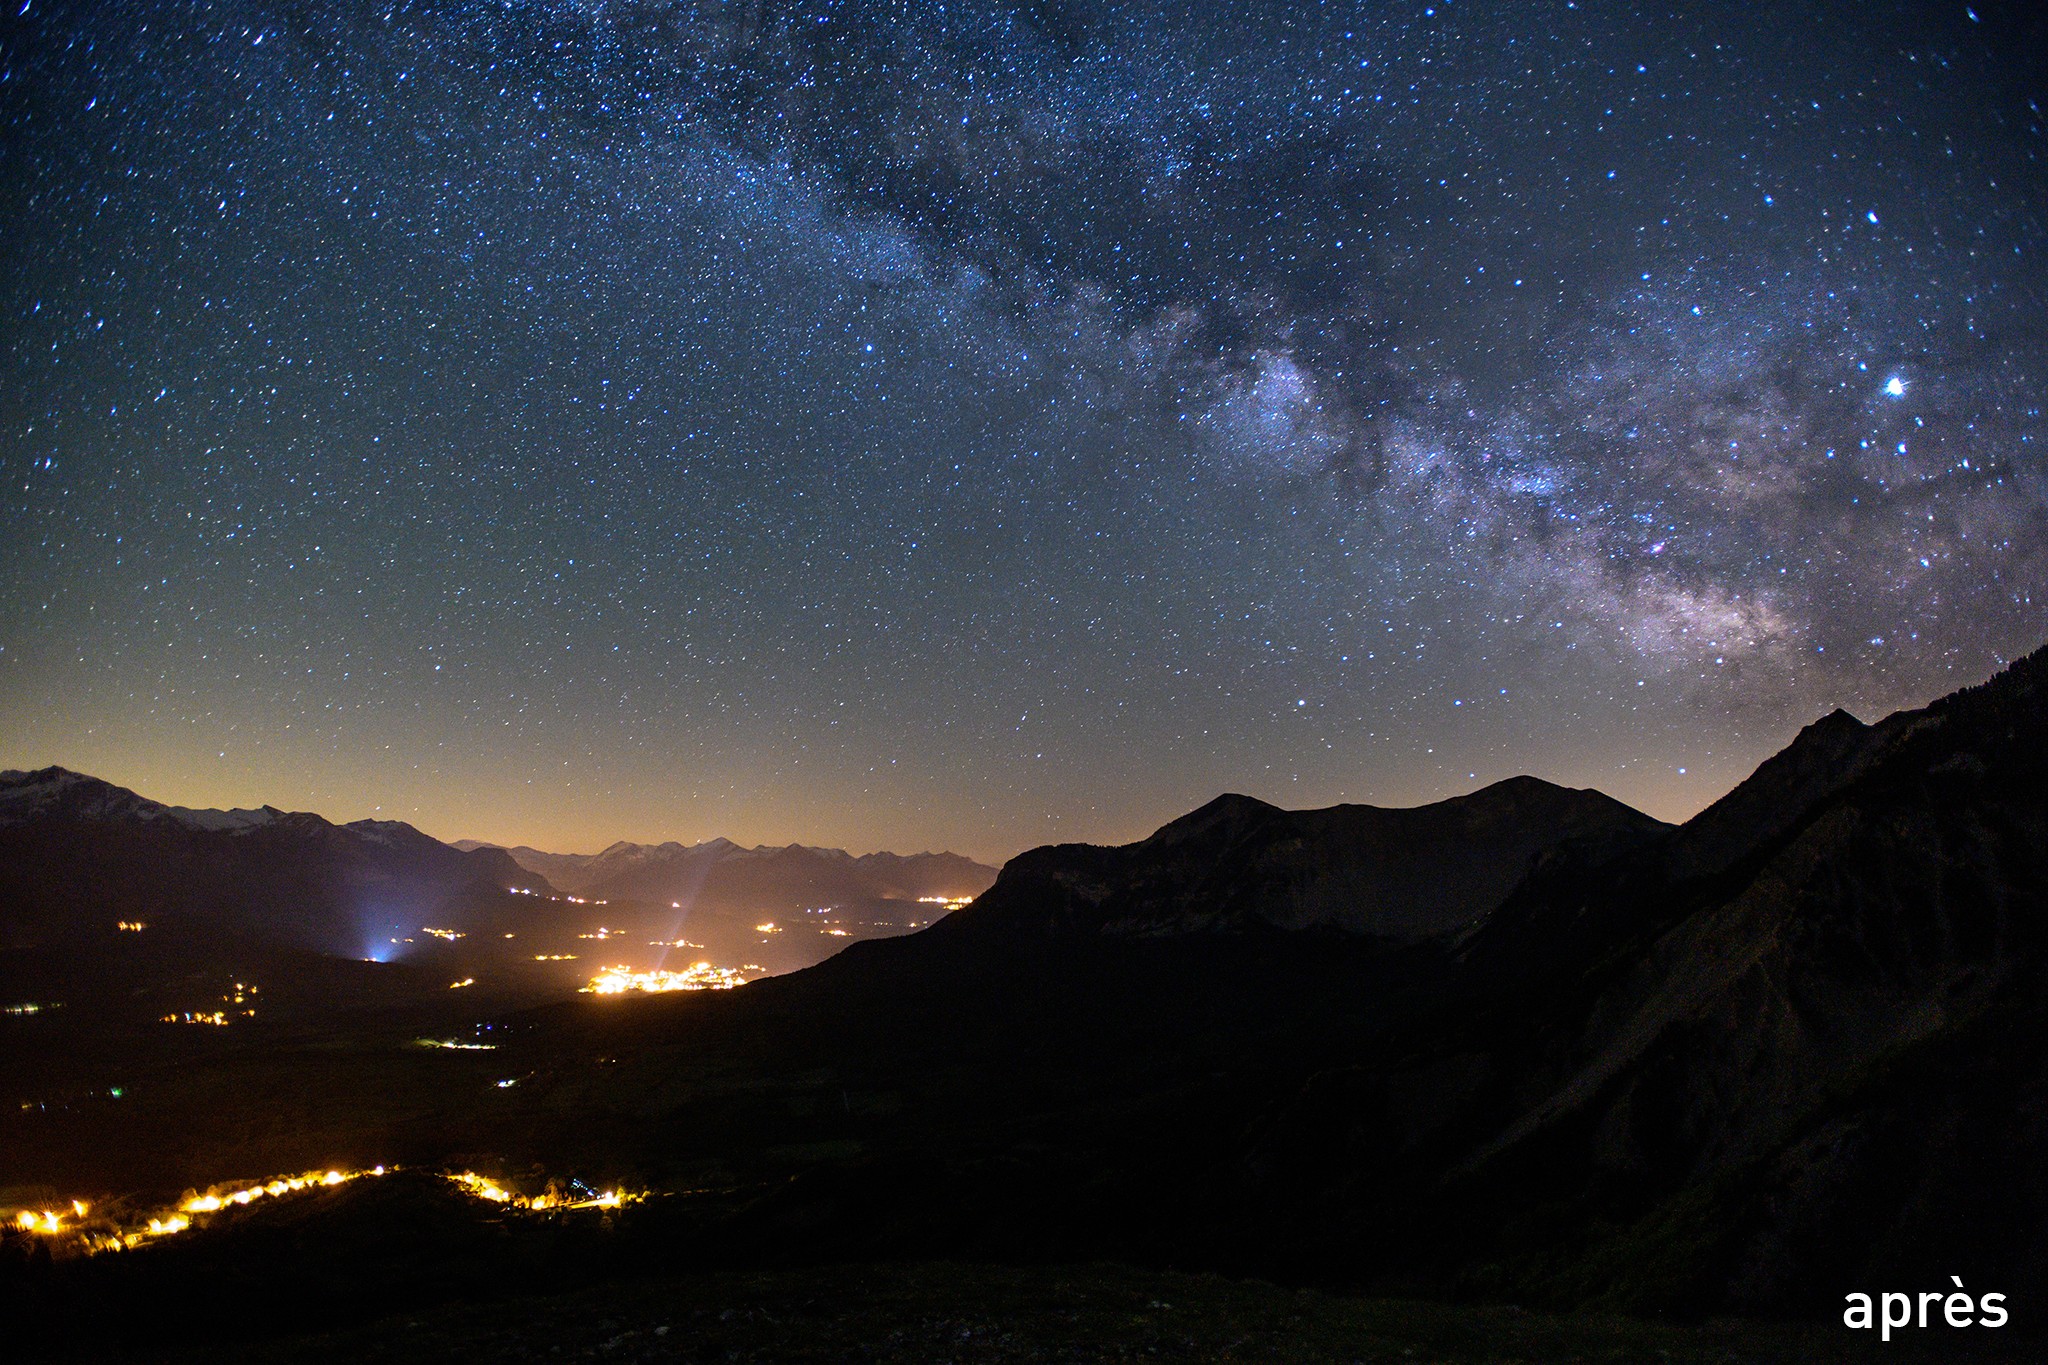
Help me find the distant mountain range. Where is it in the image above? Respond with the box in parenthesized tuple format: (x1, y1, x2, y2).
(510, 642, 2048, 1320)
(455, 837, 996, 913)
(0, 768, 997, 980)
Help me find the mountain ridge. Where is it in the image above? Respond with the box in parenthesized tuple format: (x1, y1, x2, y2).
(0, 766, 547, 954)
(461, 834, 998, 908)
(931, 773, 1669, 943)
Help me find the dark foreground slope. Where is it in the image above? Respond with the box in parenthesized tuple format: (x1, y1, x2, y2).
(87, 1259, 2045, 1364)
(16, 1179, 2028, 1364)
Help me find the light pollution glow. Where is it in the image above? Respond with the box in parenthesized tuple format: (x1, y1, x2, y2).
(7, 1164, 639, 1256)
(584, 962, 755, 994)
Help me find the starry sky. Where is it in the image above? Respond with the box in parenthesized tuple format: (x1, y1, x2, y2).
(3, 0, 2045, 861)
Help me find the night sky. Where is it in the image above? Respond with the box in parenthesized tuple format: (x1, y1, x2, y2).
(3, 1, 2044, 861)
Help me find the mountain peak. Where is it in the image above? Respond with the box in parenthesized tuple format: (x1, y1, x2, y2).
(0, 769, 306, 838)
(1, 766, 168, 828)
(965, 779, 1666, 944)
(1466, 773, 1573, 801)
(341, 817, 434, 849)
(1667, 703, 1884, 880)
(1143, 792, 1286, 848)
(165, 804, 285, 833)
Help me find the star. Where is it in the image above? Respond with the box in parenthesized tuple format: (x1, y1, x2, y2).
(0, 0, 2038, 852)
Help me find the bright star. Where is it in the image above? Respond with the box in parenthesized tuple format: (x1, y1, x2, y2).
(1883, 376, 1907, 397)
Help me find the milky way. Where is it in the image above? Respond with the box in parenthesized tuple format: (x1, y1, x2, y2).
(3, 0, 2044, 858)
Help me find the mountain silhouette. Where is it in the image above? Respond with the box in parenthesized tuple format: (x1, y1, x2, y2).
(463, 837, 996, 912)
(0, 767, 547, 955)
(513, 643, 2048, 1319)
(932, 776, 1664, 941)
